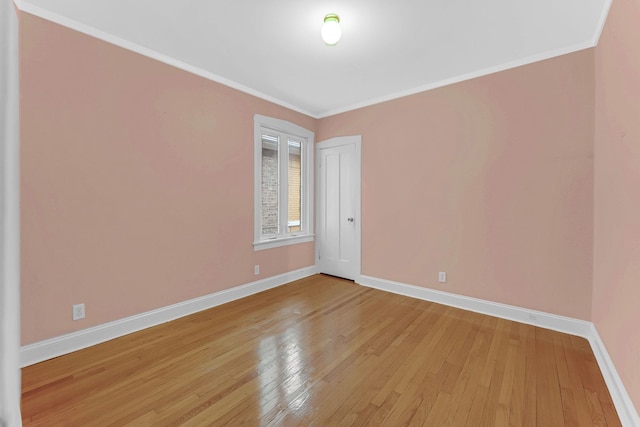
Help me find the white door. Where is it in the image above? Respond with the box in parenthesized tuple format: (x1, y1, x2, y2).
(317, 136, 361, 280)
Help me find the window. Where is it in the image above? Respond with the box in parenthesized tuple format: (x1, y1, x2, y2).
(254, 115, 314, 250)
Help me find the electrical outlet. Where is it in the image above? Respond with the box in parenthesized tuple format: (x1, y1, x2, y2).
(254, 265, 260, 275)
(438, 272, 447, 283)
(72, 303, 85, 320)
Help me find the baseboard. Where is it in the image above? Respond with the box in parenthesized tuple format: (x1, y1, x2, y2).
(358, 275, 593, 337)
(20, 266, 319, 367)
(588, 324, 640, 427)
(358, 275, 639, 426)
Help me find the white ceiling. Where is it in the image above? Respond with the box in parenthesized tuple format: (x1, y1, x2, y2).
(18, 0, 610, 118)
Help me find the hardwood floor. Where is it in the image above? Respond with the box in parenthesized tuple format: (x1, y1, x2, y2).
(22, 274, 620, 426)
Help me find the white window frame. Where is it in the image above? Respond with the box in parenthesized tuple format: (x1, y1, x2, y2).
(254, 114, 314, 250)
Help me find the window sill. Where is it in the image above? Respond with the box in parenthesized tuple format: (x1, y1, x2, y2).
(253, 234, 314, 251)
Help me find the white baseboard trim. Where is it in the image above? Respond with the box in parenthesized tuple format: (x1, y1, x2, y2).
(358, 275, 639, 427)
(359, 275, 593, 337)
(588, 324, 640, 427)
(20, 266, 319, 367)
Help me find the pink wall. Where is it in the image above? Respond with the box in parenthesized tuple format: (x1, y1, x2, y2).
(318, 50, 595, 320)
(594, 0, 640, 412)
(20, 14, 316, 345)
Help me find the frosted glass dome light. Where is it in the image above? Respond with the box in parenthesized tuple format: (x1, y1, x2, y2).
(321, 14, 342, 45)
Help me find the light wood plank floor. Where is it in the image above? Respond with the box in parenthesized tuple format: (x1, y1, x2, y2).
(22, 274, 621, 426)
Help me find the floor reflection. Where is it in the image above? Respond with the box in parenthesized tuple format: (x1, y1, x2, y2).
(256, 322, 309, 420)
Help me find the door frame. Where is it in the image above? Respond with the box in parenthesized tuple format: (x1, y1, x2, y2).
(315, 135, 362, 282)
(1, 2, 22, 425)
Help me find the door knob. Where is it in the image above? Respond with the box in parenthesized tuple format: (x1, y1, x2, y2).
(347, 217, 354, 222)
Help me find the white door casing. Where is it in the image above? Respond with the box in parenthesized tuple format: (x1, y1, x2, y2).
(316, 136, 361, 281)
(0, 1, 22, 425)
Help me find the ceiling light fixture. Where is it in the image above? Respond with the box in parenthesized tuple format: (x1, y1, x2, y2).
(321, 14, 342, 46)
